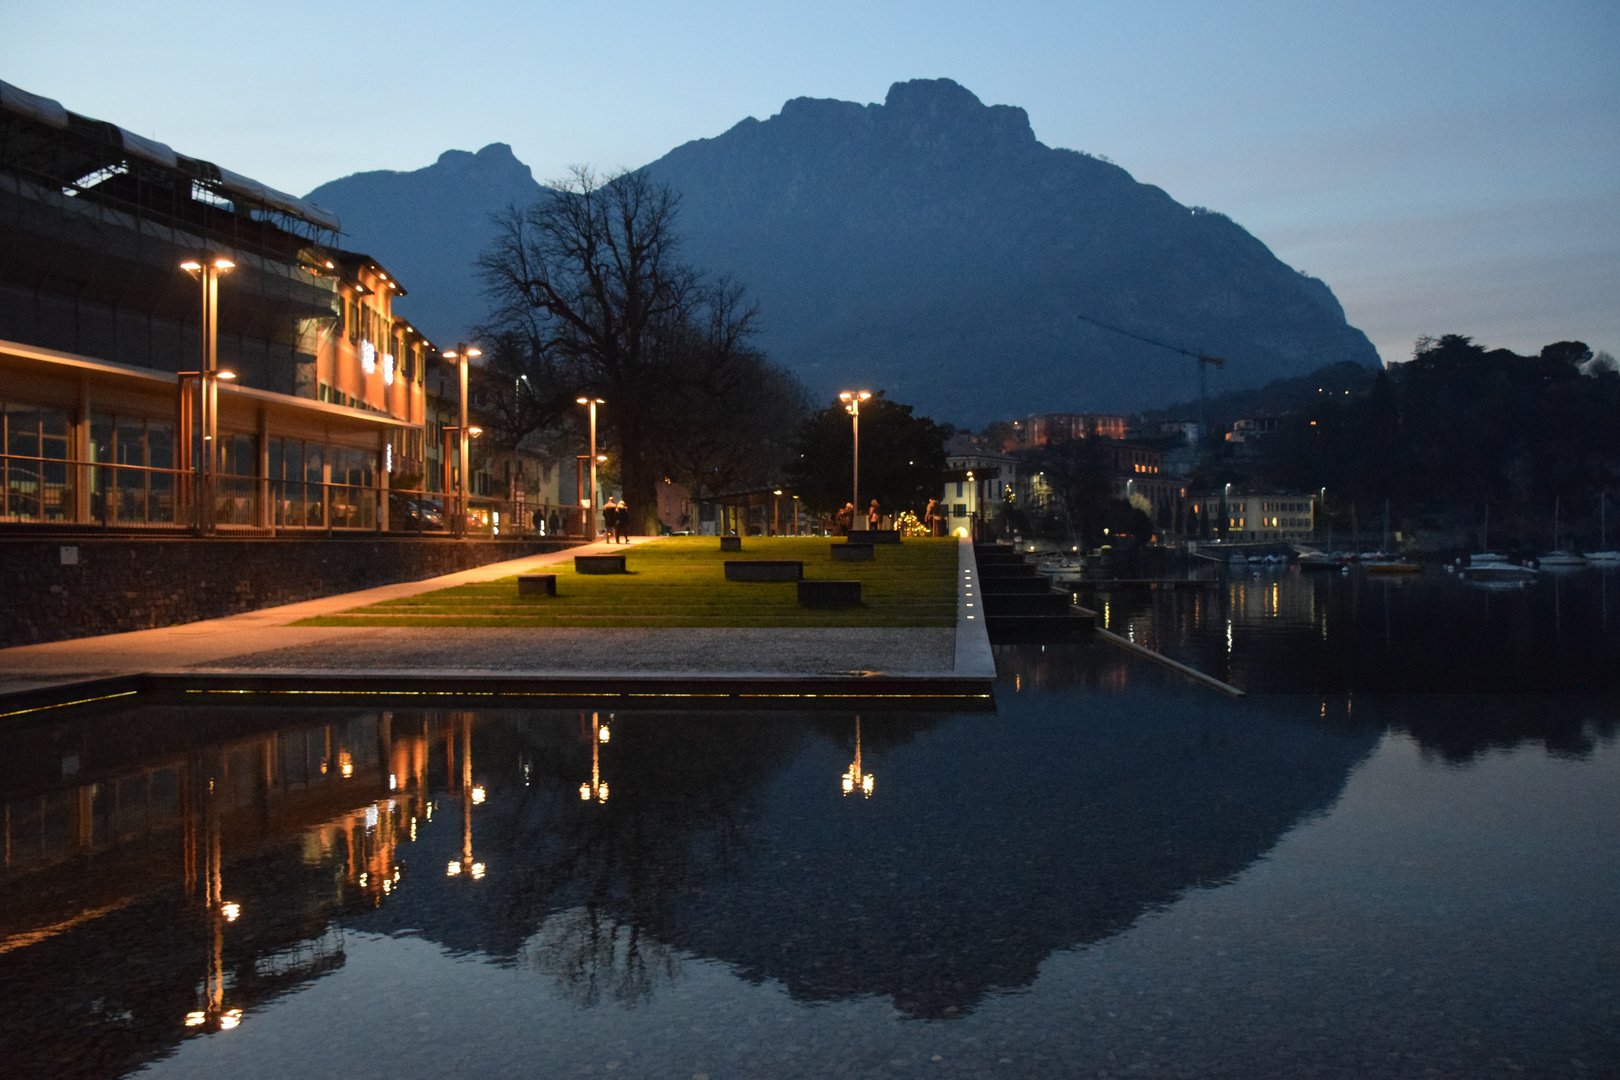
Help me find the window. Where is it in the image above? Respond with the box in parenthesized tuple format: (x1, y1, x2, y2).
(3, 403, 73, 521)
(84, 412, 177, 526)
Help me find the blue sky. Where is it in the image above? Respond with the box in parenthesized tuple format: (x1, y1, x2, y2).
(3, 0, 1615, 365)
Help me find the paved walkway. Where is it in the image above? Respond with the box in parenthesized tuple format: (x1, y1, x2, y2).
(0, 537, 989, 702)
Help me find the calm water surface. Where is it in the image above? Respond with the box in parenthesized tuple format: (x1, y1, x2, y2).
(2, 568, 1618, 1079)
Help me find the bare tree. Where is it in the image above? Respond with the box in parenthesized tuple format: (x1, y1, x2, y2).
(479, 166, 795, 532)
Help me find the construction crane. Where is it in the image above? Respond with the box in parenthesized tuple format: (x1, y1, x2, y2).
(1075, 312, 1226, 441)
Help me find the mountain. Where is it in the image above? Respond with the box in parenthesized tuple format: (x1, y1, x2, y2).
(306, 80, 1380, 425)
(304, 143, 542, 345)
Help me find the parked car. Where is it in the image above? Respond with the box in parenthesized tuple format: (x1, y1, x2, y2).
(400, 499, 444, 529)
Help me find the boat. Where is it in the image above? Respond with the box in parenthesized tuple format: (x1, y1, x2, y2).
(1539, 496, 1588, 568)
(1035, 547, 1087, 583)
(1469, 507, 1514, 567)
(1296, 549, 1344, 571)
(1589, 493, 1620, 561)
(1460, 561, 1536, 583)
(1364, 557, 1422, 575)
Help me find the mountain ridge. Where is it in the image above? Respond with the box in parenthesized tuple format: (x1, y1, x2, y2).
(306, 79, 1378, 424)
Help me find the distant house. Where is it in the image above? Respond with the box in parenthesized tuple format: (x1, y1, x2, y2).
(1018, 412, 1128, 446)
(1225, 417, 1281, 444)
(943, 434, 1016, 533)
(1190, 490, 1317, 543)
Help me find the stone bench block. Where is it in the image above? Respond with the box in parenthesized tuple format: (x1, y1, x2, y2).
(848, 528, 901, 544)
(725, 560, 803, 582)
(517, 574, 557, 596)
(720, 536, 742, 551)
(575, 554, 627, 574)
(830, 543, 874, 561)
(798, 579, 862, 607)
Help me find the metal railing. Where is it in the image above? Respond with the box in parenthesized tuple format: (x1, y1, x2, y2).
(0, 451, 594, 538)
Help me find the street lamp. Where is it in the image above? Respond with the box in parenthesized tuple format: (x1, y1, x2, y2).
(839, 390, 871, 530)
(180, 257, 234, 533)
(440, 425, 482, 530)
(576, 397, 605, 538)
(442, 344, 482, 536)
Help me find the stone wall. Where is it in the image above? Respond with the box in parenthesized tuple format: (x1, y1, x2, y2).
(0, 537, 579, 648)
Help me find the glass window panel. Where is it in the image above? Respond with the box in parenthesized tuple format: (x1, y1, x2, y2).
(40, 408, 70, 461)
(7, 403, 39, 458)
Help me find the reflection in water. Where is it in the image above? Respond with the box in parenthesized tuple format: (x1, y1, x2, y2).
(1, 649, 1616, 1077)
(840, 716, 874, 798)
(578, 711, 610, 804)
(1085, 562, 1620, 693)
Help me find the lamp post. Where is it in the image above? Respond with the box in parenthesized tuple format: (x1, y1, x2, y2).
(576, 397, 605, 538)
(442, 344, 482, 537)
(839, 390, 871, 530)
(180, 257, 234, 533)
(441, 424, 482, 531)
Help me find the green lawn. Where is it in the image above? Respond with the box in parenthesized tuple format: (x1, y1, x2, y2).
(297, 535, 959, 628)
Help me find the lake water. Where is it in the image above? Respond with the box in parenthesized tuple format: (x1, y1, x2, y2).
(2, 564, 1617, 1079)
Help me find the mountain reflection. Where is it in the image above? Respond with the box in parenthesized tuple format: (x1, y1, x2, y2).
(0, 682, 1385, 1080)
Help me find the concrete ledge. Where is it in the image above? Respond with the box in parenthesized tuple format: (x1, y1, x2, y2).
(830, 543, 874, 561)
(954, 536, 996, 677)
(518, 574, 557, 596)
(575, 554, 628, 574)
(0, 670, 993, 720)
(799, 580, 861, 607)
(849, 529, 901, 543)
(720, 536, 742, 551)
(725, 560, 803, 582)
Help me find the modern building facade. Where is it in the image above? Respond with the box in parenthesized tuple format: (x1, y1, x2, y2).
(0, 79, 475, 534)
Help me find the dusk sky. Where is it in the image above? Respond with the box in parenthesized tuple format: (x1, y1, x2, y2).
(4, 0, 1614, 368)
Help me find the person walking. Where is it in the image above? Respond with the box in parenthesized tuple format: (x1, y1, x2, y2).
(600, 496, 616, 542)
(835, 502, 854, 536)
(867, 499, 882, 532)
(612, 498, 629, 543)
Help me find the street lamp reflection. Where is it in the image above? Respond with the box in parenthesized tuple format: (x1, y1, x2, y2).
(841, 716, 875, 798)
(580, 711, 610, 802)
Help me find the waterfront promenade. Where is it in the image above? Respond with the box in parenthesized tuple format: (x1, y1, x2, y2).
(0, 536, 994, 713)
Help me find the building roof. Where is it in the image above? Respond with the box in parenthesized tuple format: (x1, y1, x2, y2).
(0, 78, 341, 235)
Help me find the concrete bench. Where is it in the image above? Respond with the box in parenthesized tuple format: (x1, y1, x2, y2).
(848, 528, 901, 544)
(830, 543, 874, 561)
(798, 579, 862, 607)
(517, 574, 557, 596)
(720, 536, 742, 551)
(725, 560, 803, 582)
(575, 554, 627, 574)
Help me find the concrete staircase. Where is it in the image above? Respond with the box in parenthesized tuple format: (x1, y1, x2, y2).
(973, 544, 1095, 641)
